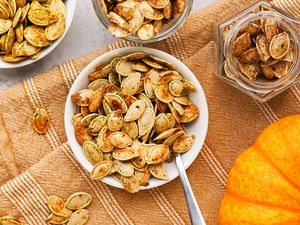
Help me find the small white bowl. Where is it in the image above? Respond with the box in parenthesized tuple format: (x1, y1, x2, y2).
(0, 0, 76, 69)
(64, 47, 209, 190)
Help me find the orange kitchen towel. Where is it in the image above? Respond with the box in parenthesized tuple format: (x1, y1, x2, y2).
(0, 0, 299, 224)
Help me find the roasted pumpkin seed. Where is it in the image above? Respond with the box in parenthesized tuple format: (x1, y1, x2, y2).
(67, 209, 89, 225)
(91, 160, 113, 179)
(32, 107, 49, 134)
(83, 141, 103, 165)
(66, 192, 92, 211)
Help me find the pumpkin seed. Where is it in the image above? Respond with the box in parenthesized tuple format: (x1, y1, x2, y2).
(83, 141, 103, 165)
(132, 61, 150, 72)
(149, 163, 168, 180)
(144, 69, 160, 98)
(173, 0, 185, 16)
(154, 113, 169, 133)
(154, 81, 174, 103)
(66, 192, 92, 211)
(45, 13, 65, 41)
(137, 23, 154, 40)
(124, 99, 146, 121)
(24, 25, 52, 47)
(150, 55, 176, 70)
(88, 115, 107, 135)
(88, 87, 105, 113)
(0, 18, 12, 34)
(72, 114, 83, 127)
(139, 1, 164, 20)
(232, 32, 252, 57)
(240, 22, 261, 36)
(97, 125, 114, 152)
(88, 64, 111, 81)
(256, 34, 270, 61)
(48, 195, 73, 217)
(128, 8, 144, 34)
(163, 2, 171, 19)
(154, 128, 182, 140)
(88, 79, 109, 91)
(109, 132, 132, 148)
(15, 40, 40, 56)
(91, 160, 113, 179)
(134, 169, 150, 186)
(173, 96, 192, 105)
(67, 209, 89, 225)
(173, 134, 195, 153)
(32, 107, 49, 134)
(238, 62, 260, 81)
(116, 58, 136, 76)
(122, 121, 139, 139)
(120, 175, 140, 193)
(138, 108, 155, 136)
(108, 12, 132, 32)
(49, 0, 66, 17)
(265, 19, 279, 42)
(108, 24, 131, 38)
(163, 130, 185, 147)
(269, 32, 290, 59)
(180, 104, 199, 123)
(104, 93, 128, 113)
(47, 214, 69, 225)
(121, 72, 141, 95)
(114, 159, 134, 176)
(75, 125, 92, 145)
(107, 109, 123, 132)
(15, 22, 23, 42)
(28, 8, 58, 26)
(5, 28, 15, 54)
(123, 52, 147, 61)
(0, 216, 22, 225)
(146, 144, 169, 164)
(114, 0, 135, 20)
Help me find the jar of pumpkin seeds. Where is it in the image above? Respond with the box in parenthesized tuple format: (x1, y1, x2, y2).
(218, 0, 300, 102)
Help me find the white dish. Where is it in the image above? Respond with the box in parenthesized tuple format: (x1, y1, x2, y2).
(64, 47, 209, 190)
(0, 0, 76, 69)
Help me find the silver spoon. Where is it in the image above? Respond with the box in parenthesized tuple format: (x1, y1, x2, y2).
(175, 154, 206, 225)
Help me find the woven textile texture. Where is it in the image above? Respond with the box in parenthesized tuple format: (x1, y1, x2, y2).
(0, 0, 299, 224)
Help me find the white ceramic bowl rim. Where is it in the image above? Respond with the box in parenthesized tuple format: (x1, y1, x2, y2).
(0, 0, 76, 69)
(64, 47, 209, 190)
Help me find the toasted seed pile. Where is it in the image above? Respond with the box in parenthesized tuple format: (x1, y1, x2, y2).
(100, 0, 185, 41)
(71, 52, 199, 193)
(47, 192, 92, 225)
(0, 0, 66, 63)
(32, 107, 50, 134)
(0, 216, 23, 225)
(221, 6, 294, 81)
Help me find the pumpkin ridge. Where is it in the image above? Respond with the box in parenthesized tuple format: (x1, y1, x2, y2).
(225, 189, 300, 213)
(254, 144, 300, 193)
(220, 195, 300, 225)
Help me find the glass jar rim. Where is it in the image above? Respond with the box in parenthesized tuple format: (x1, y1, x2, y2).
(224, 11, 300, 93)
(92, 0, 194, 44)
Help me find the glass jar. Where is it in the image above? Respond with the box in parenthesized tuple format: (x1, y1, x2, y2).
(92, 0, 194, 44)
(218, 0, 300, 102)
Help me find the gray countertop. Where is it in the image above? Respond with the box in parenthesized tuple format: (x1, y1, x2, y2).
(0, 0, 217, 89)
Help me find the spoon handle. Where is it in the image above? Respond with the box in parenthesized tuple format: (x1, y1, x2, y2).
(175, 155, 206, 225)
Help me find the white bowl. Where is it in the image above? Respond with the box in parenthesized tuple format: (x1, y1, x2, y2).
(64, 47, 209, 190)
(0, 0, 76, 69)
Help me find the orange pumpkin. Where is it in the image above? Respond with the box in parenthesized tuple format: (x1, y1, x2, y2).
(219, 115, 300, 225)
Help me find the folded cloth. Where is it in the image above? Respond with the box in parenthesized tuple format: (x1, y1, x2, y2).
(0, 0, 299, 224)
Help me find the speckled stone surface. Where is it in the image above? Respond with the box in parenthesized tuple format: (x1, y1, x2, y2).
(0, 0, 217, 89)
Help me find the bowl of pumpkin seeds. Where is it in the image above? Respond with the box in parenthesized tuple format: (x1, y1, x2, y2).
(92, 0, 193, 43)
(0, 0, 76, 68)
(64, 47, 208, 193)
